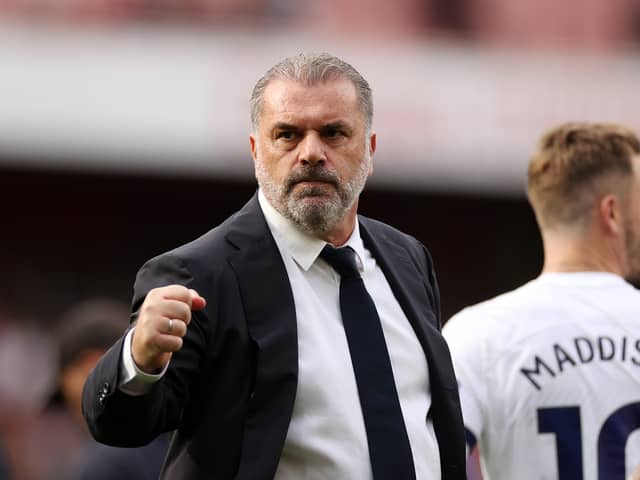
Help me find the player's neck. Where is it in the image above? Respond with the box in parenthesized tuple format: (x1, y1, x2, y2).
(541, 231, 623, 276)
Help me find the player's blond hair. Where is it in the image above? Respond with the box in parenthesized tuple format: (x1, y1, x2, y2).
(527, 122, 640, 230)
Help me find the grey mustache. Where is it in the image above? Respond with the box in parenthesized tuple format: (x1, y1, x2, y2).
(286, 168, 339, 192)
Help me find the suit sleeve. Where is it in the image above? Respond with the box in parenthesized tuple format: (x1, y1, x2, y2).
(82, 253, 211, 447)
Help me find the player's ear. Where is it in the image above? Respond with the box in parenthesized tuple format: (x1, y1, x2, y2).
(597, 193, 622, 237)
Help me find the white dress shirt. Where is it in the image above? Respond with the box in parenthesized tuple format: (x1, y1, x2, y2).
(120, 190, 440, 479)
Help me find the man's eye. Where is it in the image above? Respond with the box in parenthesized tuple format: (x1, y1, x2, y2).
(324, 128, 344, 139)
(276, 131, 296, 140)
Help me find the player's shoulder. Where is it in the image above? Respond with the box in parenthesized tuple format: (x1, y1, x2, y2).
(444, 277, 546, 337)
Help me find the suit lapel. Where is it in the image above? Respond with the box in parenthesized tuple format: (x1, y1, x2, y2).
(225, 194, 298, 480)
(359, 217, 465, 478)
(220, 201, 461, 478)
(358, 217, 457, 391)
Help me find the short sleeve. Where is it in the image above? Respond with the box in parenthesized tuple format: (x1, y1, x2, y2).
(443, 308, 489, 449)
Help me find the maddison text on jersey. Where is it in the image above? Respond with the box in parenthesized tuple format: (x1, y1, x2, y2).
(521, 335, 640, 390)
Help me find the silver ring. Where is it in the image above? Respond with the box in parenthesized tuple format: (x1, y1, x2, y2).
(167, 318, 174, 334)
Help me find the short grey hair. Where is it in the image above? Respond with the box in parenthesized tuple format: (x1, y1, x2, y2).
(250, 52, 373, 132)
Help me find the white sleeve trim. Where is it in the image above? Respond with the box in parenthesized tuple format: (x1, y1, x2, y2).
(118, 327, 168, 396)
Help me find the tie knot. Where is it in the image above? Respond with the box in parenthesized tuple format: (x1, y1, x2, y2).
(320, 245, 360, 278)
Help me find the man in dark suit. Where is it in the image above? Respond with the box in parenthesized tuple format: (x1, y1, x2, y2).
(82, 52, 465, 479)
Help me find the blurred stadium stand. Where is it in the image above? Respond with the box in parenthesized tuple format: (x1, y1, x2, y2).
(0, 1, 639, 477)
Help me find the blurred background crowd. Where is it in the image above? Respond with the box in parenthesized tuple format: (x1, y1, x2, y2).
(1, 0, 640, 46)
(1, 0, 640, 478)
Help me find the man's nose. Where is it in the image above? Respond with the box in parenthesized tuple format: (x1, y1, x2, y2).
(298, 132, 326, 166)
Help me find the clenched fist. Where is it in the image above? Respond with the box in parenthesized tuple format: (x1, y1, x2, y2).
(131, 285, 206, 373)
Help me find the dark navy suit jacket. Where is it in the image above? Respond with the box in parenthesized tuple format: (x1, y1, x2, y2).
(82, 193, 466, 479)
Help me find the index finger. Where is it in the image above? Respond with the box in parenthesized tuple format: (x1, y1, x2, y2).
(156, 284, 193, 306)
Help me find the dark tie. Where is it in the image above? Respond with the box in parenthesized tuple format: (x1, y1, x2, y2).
(320, 245, 416, 480)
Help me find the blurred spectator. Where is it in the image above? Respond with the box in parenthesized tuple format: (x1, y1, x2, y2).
(49, 298, 131, 424)
(0, 321, 56, 410)
(45, 298, 169, 480)
(0, 312, 60, 480)
(1, 0, 639, 49)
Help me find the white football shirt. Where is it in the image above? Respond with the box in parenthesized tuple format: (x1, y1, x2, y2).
(443, 272, 640, 480)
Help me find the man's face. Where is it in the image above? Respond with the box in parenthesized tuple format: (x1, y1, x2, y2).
(250, 77, 375, 236)
(623, 155, 640, 287)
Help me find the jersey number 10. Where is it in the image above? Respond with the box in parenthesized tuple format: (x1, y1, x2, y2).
(537, 402, 640, 479)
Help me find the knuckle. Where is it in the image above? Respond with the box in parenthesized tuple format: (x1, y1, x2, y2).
(147, 287, 161, 299)
(172, 284, 188, 297)
(178, 323, 188, 337)
(140, 300, 159, 319)
(140, 304, 152, 320)
(150, 331, 164, 347)
(166, 337, 183, 352)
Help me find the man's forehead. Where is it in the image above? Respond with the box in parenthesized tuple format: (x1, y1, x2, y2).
(260, 78, 361, 124)
(263, 78, 357, 105)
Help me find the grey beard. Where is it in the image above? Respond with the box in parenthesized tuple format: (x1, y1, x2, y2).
(256, 160, 369, 236)
(285, 184, 346, 235)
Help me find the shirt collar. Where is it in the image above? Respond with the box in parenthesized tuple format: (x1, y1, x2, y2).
(258, 189, 365, 272)
(538, 271, 628, 286)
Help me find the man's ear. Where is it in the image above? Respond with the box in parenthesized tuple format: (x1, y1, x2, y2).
(598, 193, 623, 236)
(369, 132, 377, 157)
(249, 134, 258, 163)
(368, 132, 376, 176)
